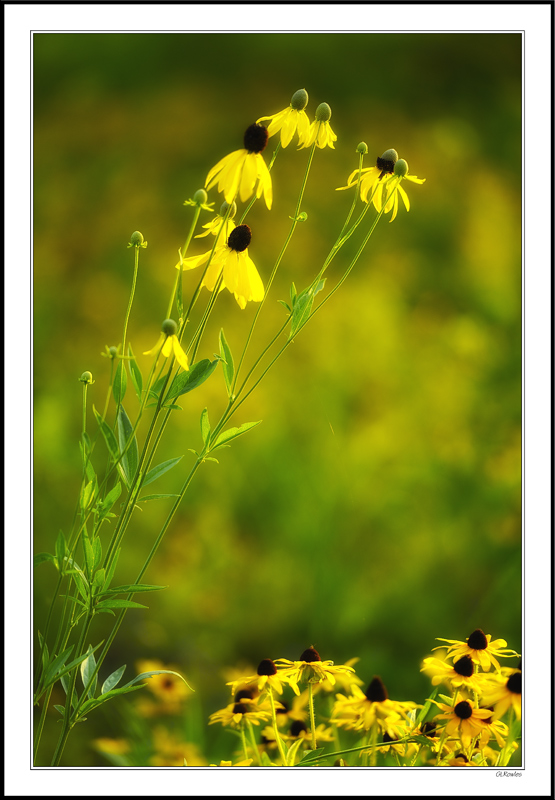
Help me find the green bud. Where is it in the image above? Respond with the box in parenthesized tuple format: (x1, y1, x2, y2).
(356, 142, 368, 155)
(129, 231, 145, 247)
(394, 159, 409, 177)
(381, 149, 399, 164)
(193, 189, 208, 205)
(315, 102, 332, 122)
(161, 319, 178, 337)
(291, 88, 309, 111)
(220, 201, 237, 220)
(79, 371, 94, 385)
(108, 346, 118, 359)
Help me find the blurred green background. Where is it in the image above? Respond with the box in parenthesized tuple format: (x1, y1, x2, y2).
(33, 32, 521, 765)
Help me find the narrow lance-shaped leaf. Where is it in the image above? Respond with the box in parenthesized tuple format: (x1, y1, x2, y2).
(101, 664, 127, 695)
(142, 456, 183, 488)
(166, 358, 219, 401)
(213, 420, 262, 449)
(200, 408, 210, 445)
(93, 406, 119, 462)
(55, 530, 66, 572)
(117, 406, 139, 486)
(219, 329, 234, 396)
(80, 645, 98, 699)
(112, 361, 127, 404)
(128, 344, 143, 401)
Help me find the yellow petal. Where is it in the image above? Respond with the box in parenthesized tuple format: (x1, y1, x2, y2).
(171, 337, 189, 371)
(143, 333, 164, 356)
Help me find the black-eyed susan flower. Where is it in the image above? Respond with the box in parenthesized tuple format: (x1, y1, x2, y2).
(226, 658, 291, 697)
(208, 697, 273, 729)
(332, 676, 417, 734)
(179, 223, 264, 310)
(434, 629, 520, 672)
(288, 719, 335, 745)
(421, 655, 489, 694)
(134, 658, 191, 716)
(374, 158, 426, 222)
(257, 88, 311, 148)
(274, 646, 355, 696)
(432, 698, 492, 749)
(143, 319, 189, 371)
(481, 669, 522, 720)
(336, 149, 399, 203)
(205, 123, 273, 209)
(298, 102, 337, 150)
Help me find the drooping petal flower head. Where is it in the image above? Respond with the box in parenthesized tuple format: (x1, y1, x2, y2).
(373, 158, 426, 221)
(298, 102, 337, 150)
(179, 223, 264, 310)
(337, 148, 399, 203)
(257, 88, 311, 148)
(205, 123, 273, 209)
(481, 669, 522, 720)
(143, 319, 189, 371)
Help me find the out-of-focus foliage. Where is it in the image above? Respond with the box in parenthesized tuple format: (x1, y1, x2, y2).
(33, 33, 521, 765)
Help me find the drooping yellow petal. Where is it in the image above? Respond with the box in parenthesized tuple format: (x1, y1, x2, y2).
(398, 183, 410, 213)
(161, 337, 173, 358)
(239, 153, 258, 202)
(171, 336, 189, 371)
(143, 333, 164, 356)
(255, 154, 273, 209)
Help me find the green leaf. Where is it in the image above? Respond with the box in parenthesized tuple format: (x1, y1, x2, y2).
(417, 685, 440, 725)
(219, 329, 234, 396)
(92, 568, 106, 589)
(99, 583, 167, 595)
(98, 482, 122, 517)
(55, 531, 66, 572)
(166, 359, 218, 401)
(93, 406, 119, 462)
(148, 374, 168, 401)
(54, 705, 65, 716)
(101, 664, 126, 695)
(200, 408, 210, 445)
(77, 684, 145, 717)
(96, 598, 148, 611)
(80, 479, 97, 512)
(138, 493, 180, 502)
(125, 669, 193, 692)
(82, 533, 95, 578)
(142, 456, 183, 488)
(286, 736, 305, 766)
(297, 746, 325, 765)
(117, 407, 139, 486)
(80, 645, 98, 699)
(102, 547, 121, 593)
(289, 279, 326, 341)
(34, 552, 57, 568)
(128, 345, 143, 400)
(112, 361, 127, 404)
(42, 645, 74, 689)
(213, 420, 262, 449)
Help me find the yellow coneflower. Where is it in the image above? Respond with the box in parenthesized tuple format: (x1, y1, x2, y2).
(434, 629, 520, 672)
(274, 646, 355, 696)
(257, 88, 311, 148)
(205, 123, 272, 209)
(143, 319, 189, 371)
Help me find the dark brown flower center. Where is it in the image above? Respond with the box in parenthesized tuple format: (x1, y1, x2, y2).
(376, 156, 396, 180)
(257, 658, 277, 676)
(507, 671, 522, 694)
(299, 646, 321, 663)
(453, 655, 474, 678)
(232, 702, 249, 714)
(290, 720, 308, 736)
(243, 123, 268, 154)
(382, 732, 396, 743)
(467, 629, 488, 650)
(365, 676, 388, 702)
(454, 700, 473, 720)
(235, 689, 254, 702)
(421, 721, 437, 737)
(227, 224, 252, 252)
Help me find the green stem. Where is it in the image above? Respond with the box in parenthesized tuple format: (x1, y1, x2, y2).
(167, 205, 202, 319)
(121, 245, 140, 361)
(268, 688, 288, 766)
(308, 683, 317, 750)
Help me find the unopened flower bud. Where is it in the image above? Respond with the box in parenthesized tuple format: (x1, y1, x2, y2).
(220, 201, 237, 220)
(356, 142, 368, 155)
(161, 319, 178, 337)
(108, 346, 118, 358)
(79, 371, 93, 385)
(315, 102, 332, 122)
(394, 159, 409, 177)
(129, 231, 146, 247)
(380, 148, 398, 164)
(291, 88, 309, 110)
(193, 189, 208, 205)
